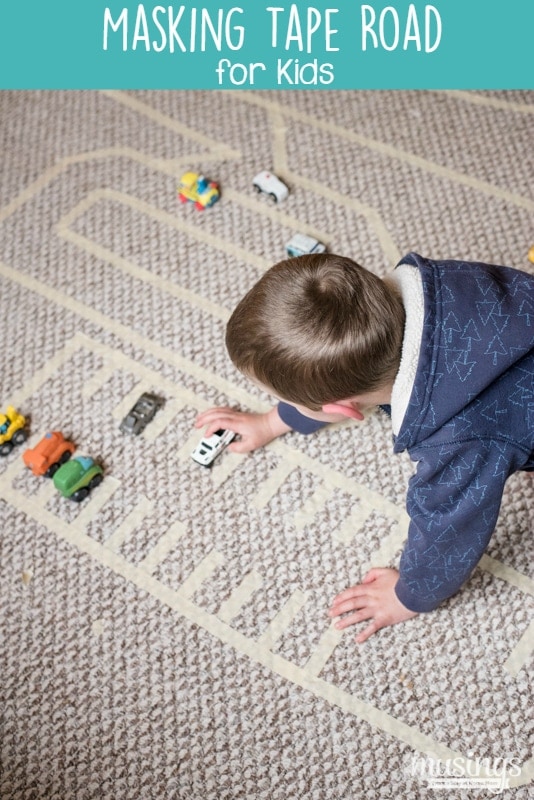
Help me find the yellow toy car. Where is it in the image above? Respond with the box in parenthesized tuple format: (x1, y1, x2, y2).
(528, 245, 534, 265)
(178, 171, 220, 210)
(0, 405, 28, 456)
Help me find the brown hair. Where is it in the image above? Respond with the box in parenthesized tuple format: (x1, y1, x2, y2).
(226, 254, 405, 411)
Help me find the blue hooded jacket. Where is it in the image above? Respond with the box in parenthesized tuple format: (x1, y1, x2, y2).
(278, 253, 534, 612)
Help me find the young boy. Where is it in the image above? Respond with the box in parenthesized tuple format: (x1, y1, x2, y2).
(196, 252, 534, 642)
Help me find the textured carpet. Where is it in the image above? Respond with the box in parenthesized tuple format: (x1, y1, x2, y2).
(0, 90, 533, 799)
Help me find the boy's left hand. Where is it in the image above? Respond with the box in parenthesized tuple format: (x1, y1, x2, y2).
(328, 568, 418, 643)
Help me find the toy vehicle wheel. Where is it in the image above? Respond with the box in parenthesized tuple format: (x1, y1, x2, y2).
(270, 193, 278, 203)
(12, 430, 28, 445)
(195, 201, 204, 211)
(0, 441, 13, 457)
(46, 450, 72, 478)
(88, 474, 103, 490)
(178, 194, 187, 203)
(71, 487, 90, 503)
(253, 183, 261, 193)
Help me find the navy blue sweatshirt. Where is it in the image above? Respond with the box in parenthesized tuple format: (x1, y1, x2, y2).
(278, 254, 534, 612)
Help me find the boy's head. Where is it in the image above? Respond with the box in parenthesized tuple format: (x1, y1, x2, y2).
(226, 254, 405, 411)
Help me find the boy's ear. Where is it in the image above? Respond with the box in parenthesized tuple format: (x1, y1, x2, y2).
(321, 401, 364, 421)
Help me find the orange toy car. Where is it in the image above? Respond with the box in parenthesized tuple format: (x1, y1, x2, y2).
(23, 431, 76, 477)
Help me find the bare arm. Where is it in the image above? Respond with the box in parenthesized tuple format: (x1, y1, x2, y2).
(195, 406, 292, 453)
(195, 403, 349, 453)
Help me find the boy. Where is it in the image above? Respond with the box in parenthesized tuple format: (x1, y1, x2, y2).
(196, 252, 534, 642)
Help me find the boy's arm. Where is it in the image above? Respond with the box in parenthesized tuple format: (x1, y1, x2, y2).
(195, 406, 292, 453)
(195, 402, 335, 453)
(393, 438, 515, 612)
(277, 402, 330, 434)
(329, 567, 418, 643)
(330, 438, 523, 640)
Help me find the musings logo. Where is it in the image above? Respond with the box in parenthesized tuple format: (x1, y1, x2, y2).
(407, 752, 522, 794)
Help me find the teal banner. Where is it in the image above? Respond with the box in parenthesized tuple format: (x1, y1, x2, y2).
(1, 1, 533, 88)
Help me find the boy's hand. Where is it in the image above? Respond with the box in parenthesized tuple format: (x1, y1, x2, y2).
(194, 406, 292, 453)
(328, 568, 418, 643)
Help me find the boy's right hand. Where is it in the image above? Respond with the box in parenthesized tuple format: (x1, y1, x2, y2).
(194, 406, 292, 454)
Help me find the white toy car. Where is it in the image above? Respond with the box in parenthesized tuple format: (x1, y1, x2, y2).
(252, 170, 289, 203)
(191, 429, 236, 467)
(285, 233, 327, 258)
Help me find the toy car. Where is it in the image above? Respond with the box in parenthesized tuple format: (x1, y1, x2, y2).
(23, 431, 76, 477)
(119, 392, 163, 435)
(252, 170, 289, 203)
(0, 406, 28, 457)
(528, 245, 534, 265)
(178, 172, 220, 210)
(191, 429, 236, 467)
(285, 233, 327, 258)
(53, 456, 103, 502)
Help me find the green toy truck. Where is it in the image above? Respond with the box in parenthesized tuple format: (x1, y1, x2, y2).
(53, 455, 103, 502)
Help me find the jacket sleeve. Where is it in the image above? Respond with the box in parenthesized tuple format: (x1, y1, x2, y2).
(395, 438, 520, 613)
(277, 402, 329, 434)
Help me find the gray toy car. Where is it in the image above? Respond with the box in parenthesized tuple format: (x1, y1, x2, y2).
(119, 392, 163, 435)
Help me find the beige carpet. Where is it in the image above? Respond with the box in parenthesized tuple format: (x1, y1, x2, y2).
(0, 90, 533, 799)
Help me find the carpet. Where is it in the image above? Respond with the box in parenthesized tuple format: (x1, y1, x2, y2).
(0, 89, 533, 799)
